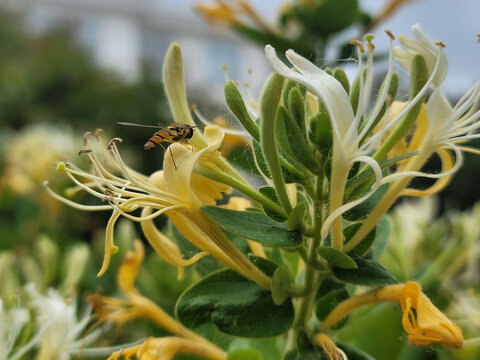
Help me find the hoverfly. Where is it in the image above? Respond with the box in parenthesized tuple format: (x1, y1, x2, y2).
(118, 122, 199, 170)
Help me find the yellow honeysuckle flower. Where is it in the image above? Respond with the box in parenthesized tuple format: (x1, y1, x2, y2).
(195, 0, 274, 34)
(312, 333, 347, 360)
(93, 240, 227, 360)
(320, 281, 463, 349)
(108, 336, 226, 360)
(45, 125, 270, 288)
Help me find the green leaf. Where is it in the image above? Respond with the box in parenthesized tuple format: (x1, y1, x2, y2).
(276, 106, 321, 174)
(176, 269, 294, 337)
(202, 206, 302, 248)
(271, 267, 292, 305)
(227, 348, 264, 360)
(333, 258, 398, 285)
(259, 186, 287, 222)
(317, 246, 357, 269)
(315, 287, 350, 321)
(343, 223, 377, 258)
(297, 0, 359, 36)
(371, 216, 390, 259)
(253, 138, 271, 179)
(338, 343, 376, 360)
(286, 202, 306, 231)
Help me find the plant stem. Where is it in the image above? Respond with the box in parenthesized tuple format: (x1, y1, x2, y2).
(194, 163, 287, 218)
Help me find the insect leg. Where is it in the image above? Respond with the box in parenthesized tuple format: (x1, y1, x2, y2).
(158, 143, 178, 171)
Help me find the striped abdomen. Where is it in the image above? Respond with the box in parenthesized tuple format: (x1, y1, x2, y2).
(144, 129, 174, 149)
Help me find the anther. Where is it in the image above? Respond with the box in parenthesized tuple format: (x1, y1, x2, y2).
(107, 137, 123, 150)
(83, 131, 99, 145)
(476, 34, 480, 43)
(435, 40, 446, 48)
(384, 29, 395, 40)
(350, 39, 365, 53)
(78, 149, 92, 156)
(102, 188, 115, 202)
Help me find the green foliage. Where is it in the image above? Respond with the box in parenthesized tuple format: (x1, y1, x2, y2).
(175, 268, 294, 337)
(202, 206, 302, 248)
(333, 258, 398, 285)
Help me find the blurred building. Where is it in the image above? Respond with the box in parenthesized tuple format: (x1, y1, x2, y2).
(2, 0, 270, 97)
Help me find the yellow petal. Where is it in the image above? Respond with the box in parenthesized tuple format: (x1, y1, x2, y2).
(400, 148, 454, 196)
(140, 207, 209, 279)
(97, 210, 121, 277)
(163, 125, 229, 209)
(118, 240, 144, 295)
(398, 282, 464, 349)
(313, 333, 346, 360)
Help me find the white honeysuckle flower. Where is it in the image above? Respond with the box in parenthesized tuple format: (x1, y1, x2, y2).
(427, 82, 480, 148)
(26, 284, 102, 360)
(0, 299, 29, 360)
(265, 28, 452, 245)
(392, 24, 448, 88)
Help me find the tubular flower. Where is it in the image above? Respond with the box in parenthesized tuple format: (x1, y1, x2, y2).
(26, 284, 102, 360)
(108, 337, 226, 360)
(45, 125, 270, 288)
(312, 333, 347, 360)
(93, 240, 227, 360)
(0, 300, 29, 360)
(265, 33, 423, 249)
(320, 282, 463, 349)
(346, 26, 480, 251)
(46, 42, 271, 289)
(195, 0, 274, 34)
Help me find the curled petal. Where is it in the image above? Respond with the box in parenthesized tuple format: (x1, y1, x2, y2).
(140, 207, 209, 279)
(398, 282, 463, 349)
(98, 210, 121, 277)
(118, 240, 144, 295)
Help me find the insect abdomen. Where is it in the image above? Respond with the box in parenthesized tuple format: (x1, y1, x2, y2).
(144, 130, 173, 150)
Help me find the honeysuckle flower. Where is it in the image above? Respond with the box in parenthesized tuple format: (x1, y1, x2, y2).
(195, 0, 274, 34)
(320, 281, 463, 349)
(0, 299, 29, 360)
(45, 125, 270, 288)
(313, 333, 347, 360)
(108, 336, 227, 360)
(346, 33, 480, 251)
(93, 240, 227, 360)
(0, 123, 77, 196)
(26, 284, 102, 360)
(46, 42, 271, 289)
(393, 24, 448, 89)
(265, 31, 438, 249)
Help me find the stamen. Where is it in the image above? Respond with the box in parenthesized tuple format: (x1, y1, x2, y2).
(107, 137, 123, 150)
(435, 40, 446, 48)
(42, 181, 111, 211)
(83, 129, 102, 145)
(78, 149, 92, 156)
(350, 39, 365, 53)
(385, 29, 395, 40)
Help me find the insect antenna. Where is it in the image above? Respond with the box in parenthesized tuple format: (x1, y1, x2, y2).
(117, 122, 160, 129)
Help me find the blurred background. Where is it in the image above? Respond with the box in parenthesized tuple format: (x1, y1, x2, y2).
(0, 1, 479, 359)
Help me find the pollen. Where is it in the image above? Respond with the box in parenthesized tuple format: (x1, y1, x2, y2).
(384, 29, 395, 40)
(349, 39, 365, 53)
